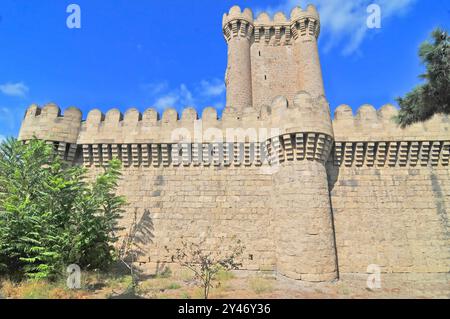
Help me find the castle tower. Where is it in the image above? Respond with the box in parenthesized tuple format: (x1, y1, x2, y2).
(223, 5, 337, 281)
(291, 5, 325, 98)
(269, 93, 337, 281)
(270, 6, 336, 281)
(223, 5, 326, 111)
(222, 6, 254, 113)
(254, 5, 336, 281)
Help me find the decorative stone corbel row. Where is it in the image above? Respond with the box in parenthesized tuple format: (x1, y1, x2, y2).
(332, 140, 450, 167)
(23, 137, 450, 169)
(78, 132, 333, 168)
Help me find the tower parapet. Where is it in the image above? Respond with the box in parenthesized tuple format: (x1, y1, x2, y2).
(222, 6, 254, 42)
(18, 103, 82, 162)
(289, 5, 320, 39)
(251, 6, 320, 46)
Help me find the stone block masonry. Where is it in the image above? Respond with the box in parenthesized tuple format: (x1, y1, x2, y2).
(223, 5, 324, 111)
(18, 4, 449, 290)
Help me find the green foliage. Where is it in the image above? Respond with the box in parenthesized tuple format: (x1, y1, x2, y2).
(0, 138, 125, 280)
(396, 28, 450, 127)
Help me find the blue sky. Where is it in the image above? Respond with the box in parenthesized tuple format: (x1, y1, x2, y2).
(0, 0, 449, 140)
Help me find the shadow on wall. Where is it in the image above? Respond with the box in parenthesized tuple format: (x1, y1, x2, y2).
(326, 161, 340, 279)
(115, 209, 156, 279)
(326, 162, 339, 193)
(430, 173, 449, 236)
(109, 209, 158, 299)
(133, 209, 155, 251)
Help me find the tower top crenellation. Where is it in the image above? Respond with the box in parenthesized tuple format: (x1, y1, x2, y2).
(222, 4, 321, 43)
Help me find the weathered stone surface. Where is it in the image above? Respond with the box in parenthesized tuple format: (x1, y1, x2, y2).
(16, 5, 450, 292)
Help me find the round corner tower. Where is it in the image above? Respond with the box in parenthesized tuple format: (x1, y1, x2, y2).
(269, 92, 337, 282)
(223, 4, 337, 282)
(275, 5, 337, 282)
(18, 103, 82, 162)
(291, 5, 325, 98)
(222, 6, 254, 113)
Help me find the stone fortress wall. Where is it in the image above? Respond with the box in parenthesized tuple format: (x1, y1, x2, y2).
(18, 5, 449, 286)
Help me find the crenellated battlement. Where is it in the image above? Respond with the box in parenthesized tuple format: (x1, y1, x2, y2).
(19, 103, 82, 142)
(222, 6, 254, 42)
(222, 5, 320, 46)
(18, 95, 450, 169)
(19, 92, 331, 144)
(330, 104, 450, 168)
(333, 104, 450, 141)
(17, 91, 335, 168)
(18, 103, 83, 162)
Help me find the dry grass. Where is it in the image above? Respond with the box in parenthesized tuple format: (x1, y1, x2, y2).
(249, 276, 275, 295)
(2, 270, 444, 299)
(0, 270, 136, 299)
(0, 279, 90, 299)
(137, 277, 181, 294)
(0, 269, 300, 299)
(172, 268, 195, 282)
(216, 269, 235, 281)
(136, 267, 237, 299)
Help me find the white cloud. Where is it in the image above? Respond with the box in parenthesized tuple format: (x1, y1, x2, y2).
(200, 79, 226, 97)
(140, 81, 169, 95)
(179, 84, 195, 106)
(0, 82, 29, 97)
(153, 94, 179, 111)
(153, 83, 196, 112)
(144, 78, 226, 112)
(255, 0, 417, 55)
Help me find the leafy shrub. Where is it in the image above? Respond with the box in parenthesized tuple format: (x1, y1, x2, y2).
(169, 232, 244, 299)
(0, 138, 125, 280)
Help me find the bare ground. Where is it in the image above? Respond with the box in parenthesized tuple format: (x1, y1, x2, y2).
(1, 270, 448, 299)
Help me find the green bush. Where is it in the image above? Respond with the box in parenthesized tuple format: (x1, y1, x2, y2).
(0, 138, 125, 280)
